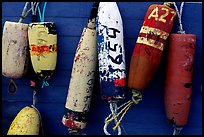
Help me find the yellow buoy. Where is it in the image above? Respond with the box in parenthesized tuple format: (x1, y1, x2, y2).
(7, 106, 40, 135)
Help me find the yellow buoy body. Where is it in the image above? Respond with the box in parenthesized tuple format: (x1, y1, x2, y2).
(7, 106, 40, 135)
(28, 22, 57, 80)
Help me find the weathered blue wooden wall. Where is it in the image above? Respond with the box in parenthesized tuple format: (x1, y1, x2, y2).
(2, 2, 202, 135)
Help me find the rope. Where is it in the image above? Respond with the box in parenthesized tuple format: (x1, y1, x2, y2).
(173, 125, 183, 135)
(31, 2, 40, 15)
(104, 90, 142, 133)
(32, 90, 37, 106)
(31, 105, 44, 135)
(38, 2, 47, 22)
(8, 79, 17, 94)
(173, 2, 185, 34)
(41, 80, 49, 88)
(19, 2, 35, 23)
(103, 102, 122, 135)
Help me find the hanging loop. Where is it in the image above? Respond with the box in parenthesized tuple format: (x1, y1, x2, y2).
(41, 80, 49, 88)
(31, 2, 40, 22)
(8, 79, 17, 94)
(173, 2, 185, 34)
(19, 2, 36, 23)
(173, 125, 183, 135)
(103, 121, 121, 135)
(103, 102, 122, 135)
(38, 2, 47, 22)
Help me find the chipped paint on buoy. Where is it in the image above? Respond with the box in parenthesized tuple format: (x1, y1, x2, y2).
(62, 27, 97, 130)
(7, 106, 40, 135)
(128, 4, 176, 92)
(2, 21, 29, 79)
(165, 34, 196, 126)
(28, 22, 57, 80)
(96, 2, 126, 100)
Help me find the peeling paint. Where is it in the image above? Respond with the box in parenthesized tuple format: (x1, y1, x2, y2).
(165, 34, 196, 126)
(2, 21, 29, 79)
(96, 2, 126, 99)
(28, 22, 57, 80)
(62, 27, 97, 131)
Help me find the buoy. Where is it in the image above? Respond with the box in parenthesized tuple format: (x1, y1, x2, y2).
(28, 2, 57, 88)
(97, 2, 126, 100)
(7, 106, 40, 135)
(96, 2, 126, 135)
(2, 2, 35, 94)
(62, 2, 99, 133)
(120, 2, 176, 134)
(2, 21, 29, 79)
(128, 2, 176, 92)
(165, 34, 196, 131)
(164, 2, 196, 135)
(28, 22, 57, 81)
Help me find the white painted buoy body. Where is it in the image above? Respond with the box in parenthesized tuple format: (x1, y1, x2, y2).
(96, 2, 126, 100)
(62, 27, 97, 130)
(2, 21, 29, 79)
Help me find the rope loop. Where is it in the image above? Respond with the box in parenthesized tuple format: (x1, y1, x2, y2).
(8, 79, 17, 94)
(173, 124, 183, 135)
(41, 80, 49, 88)
(38, 2, 47, 22)
(173, 2, 185, 34)
(19, 2, 36, 23)
(104, 101, 122, 135)
(103, 90, 142, 134)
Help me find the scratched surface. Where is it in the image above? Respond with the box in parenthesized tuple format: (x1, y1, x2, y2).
(2, 2, 202, 135)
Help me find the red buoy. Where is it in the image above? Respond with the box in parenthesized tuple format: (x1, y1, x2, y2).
(164, 34, 196, 127)
(128, 3, 176, 92)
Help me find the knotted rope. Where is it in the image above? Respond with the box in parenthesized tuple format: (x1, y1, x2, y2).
(103, 90, 142, 135)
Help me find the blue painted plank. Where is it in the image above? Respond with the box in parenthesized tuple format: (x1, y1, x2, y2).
(2, 2, 202, 135)
(2, 84, 68, 103)
(2, 70, 72, 86)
